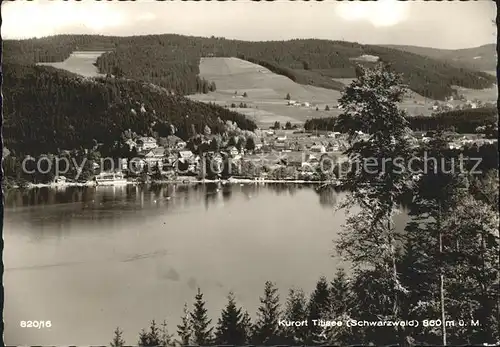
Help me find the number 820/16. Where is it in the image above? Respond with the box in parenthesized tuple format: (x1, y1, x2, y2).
(20, 320, 52, 329)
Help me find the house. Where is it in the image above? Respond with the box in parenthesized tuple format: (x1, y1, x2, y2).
(227, 146, 239, 157)
(327, 132, 341, 138)
(276, 135, 287, 142)
(301, 102, 310, 107)
(176, 141, 187, 150)
(120, 158, 128, 170)
(53, 176, 67, 184)
(178, 150, 194, 162)
(275, 142, 288, 151)
(287, 100, 297, 105)
(136, 137, 158, 151)
(125, 139, 137, 150)
(310, 145, 326, 153)
(144, 147, 166, 166)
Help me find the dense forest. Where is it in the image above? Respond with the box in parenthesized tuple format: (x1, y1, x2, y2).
(2, 63, 256, 156)
(305, 107, 499, 135)
(3, 34, 495, 100)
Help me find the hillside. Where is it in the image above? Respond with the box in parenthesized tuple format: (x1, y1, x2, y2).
(2, 63, 256, 156)
(3, 34, 495, 100)
(383, 44, 497, 72)
(304, 107, 498, 135)
(37, 51, 108, 77)
(188, 57, 431, 126)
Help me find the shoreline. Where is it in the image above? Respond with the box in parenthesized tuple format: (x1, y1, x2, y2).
(6, 178, 341, 190)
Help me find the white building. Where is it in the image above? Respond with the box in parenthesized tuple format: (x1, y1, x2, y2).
(136, 137, 158, 151)
(310, 145, 326, 153)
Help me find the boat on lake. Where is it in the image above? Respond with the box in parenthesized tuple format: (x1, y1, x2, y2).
(94, 172, 128, 186)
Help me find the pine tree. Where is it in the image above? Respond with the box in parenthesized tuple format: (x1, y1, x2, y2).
(285, 93, 291, 100)
(240, 310, 253, 343)
(138, 320, 162, 346)
(283, 288, 308, 344)
(110, 327, 126, 347)
(245, 136, 256, 151)
(325, 268, 354, 345)
(215, 292, 247, 345)
(159, 320, 174, 347)
(252, 281, 282, 344)
(177, 303, 192, 345)
(330, 268, 351, 317)
(335, 63, 415, 345)
(307, 276, 331, 344)
(189, 288, 213, 345)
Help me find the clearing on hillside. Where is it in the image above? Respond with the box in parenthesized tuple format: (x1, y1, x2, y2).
(37, 51, 108, 78)
(189, 57, 436, 127)
(188, 57, 344, 127)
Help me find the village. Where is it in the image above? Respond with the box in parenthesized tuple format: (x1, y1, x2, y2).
(68, 121, 496, 187)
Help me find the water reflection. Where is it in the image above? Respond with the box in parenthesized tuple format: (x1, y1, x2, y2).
(4, 184, 341, 231)
(2, 183, 401, 346)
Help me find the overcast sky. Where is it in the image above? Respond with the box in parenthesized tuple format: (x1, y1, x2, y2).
(1, 0, 496, 49)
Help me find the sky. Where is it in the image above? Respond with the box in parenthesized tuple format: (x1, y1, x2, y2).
(1, 0, 496, 49)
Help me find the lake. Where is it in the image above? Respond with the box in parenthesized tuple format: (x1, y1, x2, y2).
(2, 183, 406, 345)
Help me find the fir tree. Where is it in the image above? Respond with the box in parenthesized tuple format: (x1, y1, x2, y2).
(252, 281, 283, 344)
(110, 327, 126, 347)
(159, 320, 174, 347)
(189, 288, 213, 345)
(177, 303, 192, 345)
(245, 136, 256, 151)
(330, 268, 351, 317)
(240, 310, 253, 343)
(326, 268, 354, 345)
(215, 292, 247, 345)
(138, 320, 162, 346)
(283, 288, 308, 344)
(307, 276, 331, 344)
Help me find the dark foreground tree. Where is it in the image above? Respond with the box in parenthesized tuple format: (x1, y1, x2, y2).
(282, 288, 308, 344)
(215, 292, 248, 344)
(189, 288, 213, 345)
(177, 303, 192, 345)
(307, 276, 332, 343)
(252, 281, 283, 344)
(110, 327, 126, 347)
(138, 320, 161, 346)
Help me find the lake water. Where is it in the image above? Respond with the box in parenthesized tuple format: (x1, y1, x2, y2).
(3, 183, 406, 345)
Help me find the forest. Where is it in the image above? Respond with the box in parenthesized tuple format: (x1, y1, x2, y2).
(2, 63, 256, 156)
(305, 107, 499, 136)
(3, 34, 495, 100)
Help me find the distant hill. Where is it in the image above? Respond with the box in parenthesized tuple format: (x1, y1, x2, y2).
(383, 44, 497, 72)
(2, 63, 256, 155)
(304, 107, 498, 134)
(3, 34, 495, 100)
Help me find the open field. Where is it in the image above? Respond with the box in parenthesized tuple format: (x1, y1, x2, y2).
(188, 57, 344, 126)
(188, 58, 439, 127)
(452, 84, 498, 103)
(37, 51, 108, 78)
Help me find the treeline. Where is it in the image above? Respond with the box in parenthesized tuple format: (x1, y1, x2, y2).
(2, 63, 256, 156)
(3, 34, 495, 99)
(305, 107, 499, 135)
(408, 107, 498, 135)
